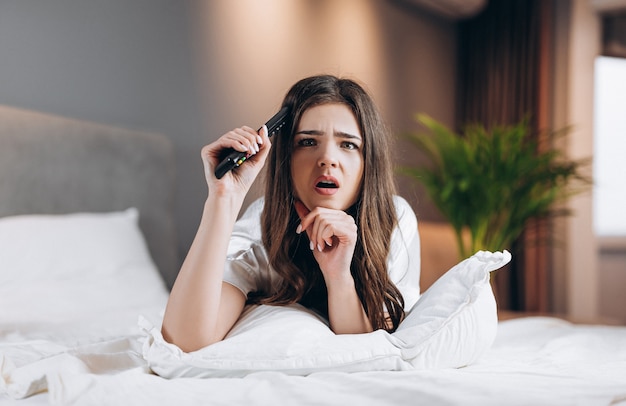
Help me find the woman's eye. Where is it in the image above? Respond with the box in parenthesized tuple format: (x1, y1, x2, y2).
(297, 138, 316, 147)
(341, 141, 359, 150)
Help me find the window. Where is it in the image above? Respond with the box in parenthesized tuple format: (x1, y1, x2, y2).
(593, 56, 626, 236)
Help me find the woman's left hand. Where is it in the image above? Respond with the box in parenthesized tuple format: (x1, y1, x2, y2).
(294, 201, 357, 283)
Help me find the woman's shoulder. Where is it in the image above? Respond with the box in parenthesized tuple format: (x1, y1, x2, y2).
(242, 197, 265, 217)
(392, 195, 417, 229)
(232, 197, 265, 242)
(392, 195, 411, 212)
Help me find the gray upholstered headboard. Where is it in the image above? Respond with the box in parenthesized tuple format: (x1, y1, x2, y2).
(0, 104, 179, 288)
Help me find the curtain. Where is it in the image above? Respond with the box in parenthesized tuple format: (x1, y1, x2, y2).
(456, 0, 552, 311)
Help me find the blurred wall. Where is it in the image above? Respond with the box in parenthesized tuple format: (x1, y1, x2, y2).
(0, 0, 204, 262)
(0, 0, 457, 263)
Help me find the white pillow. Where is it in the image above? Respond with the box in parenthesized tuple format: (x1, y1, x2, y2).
(392, 250, 507, 368)
(0, 209, 169, 336)
(142, 250, 510, 377)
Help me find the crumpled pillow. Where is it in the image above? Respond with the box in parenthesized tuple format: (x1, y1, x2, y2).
(142, 250, 511, 378)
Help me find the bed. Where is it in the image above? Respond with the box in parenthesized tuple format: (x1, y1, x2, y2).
(1, 105, 625, 405)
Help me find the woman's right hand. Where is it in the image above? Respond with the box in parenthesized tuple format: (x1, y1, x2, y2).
(161, 125, 270, 350)
(201, 125, 271, 196)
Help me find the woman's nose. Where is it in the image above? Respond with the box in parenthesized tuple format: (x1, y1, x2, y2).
(317, 145, 338, 167)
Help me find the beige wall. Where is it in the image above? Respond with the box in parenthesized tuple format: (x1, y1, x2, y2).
(565, 0, 600, 321)
(188, 0, 457, 223)
(552, 0, 608, 322)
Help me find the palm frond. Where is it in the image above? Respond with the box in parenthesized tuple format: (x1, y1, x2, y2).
(398, 114, 591, 259)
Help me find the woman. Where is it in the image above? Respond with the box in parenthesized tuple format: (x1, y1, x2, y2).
(162, 75, 420, 352)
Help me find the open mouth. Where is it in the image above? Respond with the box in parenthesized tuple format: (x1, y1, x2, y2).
(316, 180, 338, 189)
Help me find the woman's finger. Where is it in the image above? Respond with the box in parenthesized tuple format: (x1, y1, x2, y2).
(301, 210, 355, 252)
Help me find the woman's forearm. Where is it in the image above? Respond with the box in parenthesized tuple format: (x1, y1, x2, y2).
(161, 193, 245, 351)
(326, 275, 373, 334)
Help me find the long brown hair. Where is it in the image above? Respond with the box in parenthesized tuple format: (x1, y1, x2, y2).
(256, 75, 404, 332)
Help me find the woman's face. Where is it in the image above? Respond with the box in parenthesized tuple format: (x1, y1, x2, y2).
(290, 103, 364, 211)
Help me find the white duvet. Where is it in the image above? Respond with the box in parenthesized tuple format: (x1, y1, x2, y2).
(1, 210, 625, 405)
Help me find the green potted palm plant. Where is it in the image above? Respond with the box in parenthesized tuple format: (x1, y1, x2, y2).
(399, 114, 590, 260)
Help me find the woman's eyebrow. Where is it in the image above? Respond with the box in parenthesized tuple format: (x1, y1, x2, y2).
(295, 129, 362, 140)
(295, 130, 323, 136)
(336, 131, 362, 140)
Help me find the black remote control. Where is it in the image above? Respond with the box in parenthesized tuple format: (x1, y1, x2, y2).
(214, 107, 289, 179)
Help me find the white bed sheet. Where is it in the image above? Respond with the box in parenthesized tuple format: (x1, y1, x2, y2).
(2, 316, 625, 406)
